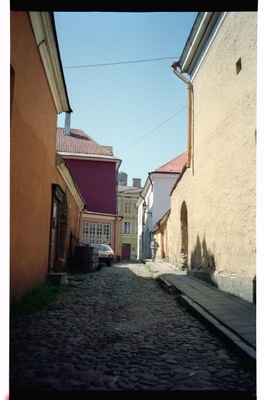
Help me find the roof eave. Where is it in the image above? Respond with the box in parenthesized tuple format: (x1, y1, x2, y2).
(56, 160, 86, 210)
(29, 12, 72, 114)
(58, 152, 122, 170)
(149, 171, 180, 177)
(81, 210, 119, 220)
(179, 12, 221, 75)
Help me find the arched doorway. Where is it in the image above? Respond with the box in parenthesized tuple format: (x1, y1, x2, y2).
(180, 201, 188, 269)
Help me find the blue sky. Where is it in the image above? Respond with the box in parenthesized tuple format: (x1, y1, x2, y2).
(55, 12, 198, 186)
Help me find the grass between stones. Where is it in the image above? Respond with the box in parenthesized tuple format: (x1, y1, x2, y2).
(145, 263, 156, 273)
(10, 282, 68, 316)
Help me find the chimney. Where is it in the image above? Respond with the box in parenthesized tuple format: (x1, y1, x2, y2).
(132, 178, 141, 188)
(119, 172, 128, 186)
(65, 112, 71, 136)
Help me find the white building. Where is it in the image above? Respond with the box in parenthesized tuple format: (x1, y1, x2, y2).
(136, 152, 186, 260)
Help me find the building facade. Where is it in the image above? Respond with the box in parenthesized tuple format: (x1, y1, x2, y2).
(136, 152, 186, 261)
(117, 175, 142, 261)
(10, 12, 84, 299)
(168, 12, 257, 303)
(57, 124, 122, 255)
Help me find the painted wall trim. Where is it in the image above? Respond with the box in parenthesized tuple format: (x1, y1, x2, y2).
(57, 162, 86, 210)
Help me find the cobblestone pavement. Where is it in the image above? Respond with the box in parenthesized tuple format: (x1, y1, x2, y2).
(10, 262, 256, 394)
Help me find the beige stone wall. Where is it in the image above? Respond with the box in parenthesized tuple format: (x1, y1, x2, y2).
(168, 169, 193, 267)
(169, 12, 257, 302)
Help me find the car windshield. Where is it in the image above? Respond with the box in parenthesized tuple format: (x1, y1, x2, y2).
(92, 244, 112, 252)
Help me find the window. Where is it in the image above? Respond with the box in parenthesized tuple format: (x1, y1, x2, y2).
(82, 222, 111, 244)
(124, 202, 131, 213)
(123, 221, 131, 234)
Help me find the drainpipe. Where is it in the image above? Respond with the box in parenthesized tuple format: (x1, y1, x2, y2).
(140, 194, 146, 226)
(148, 172, 153, 187)
(171, 62, 192, 168)
(139, 194, 146, 259)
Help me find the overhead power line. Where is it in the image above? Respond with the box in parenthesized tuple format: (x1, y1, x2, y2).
(115, 105, 187, 154)
(63, 56, 179, 69)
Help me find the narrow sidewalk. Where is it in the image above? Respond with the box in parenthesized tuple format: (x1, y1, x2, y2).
(145, 260, 256, 363)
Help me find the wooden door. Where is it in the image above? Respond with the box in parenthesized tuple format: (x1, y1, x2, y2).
(122, 243, 131, 260)
(49, 200, 60, 272)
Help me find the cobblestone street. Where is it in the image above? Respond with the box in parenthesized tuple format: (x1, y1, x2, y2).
(10, 262, 256, 395)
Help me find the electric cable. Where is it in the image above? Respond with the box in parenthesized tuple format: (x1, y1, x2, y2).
(63, 56, 180, 69)
(115, 105, 187, 153)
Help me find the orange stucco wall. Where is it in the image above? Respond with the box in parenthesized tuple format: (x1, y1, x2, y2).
(10, 12, 80, 300)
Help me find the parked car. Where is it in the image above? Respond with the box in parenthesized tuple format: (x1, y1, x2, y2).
(90, 244, 115, 267)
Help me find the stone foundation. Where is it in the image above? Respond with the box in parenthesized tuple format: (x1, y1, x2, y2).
(188, 269, 256, 304)
(46, 272, 68, 286)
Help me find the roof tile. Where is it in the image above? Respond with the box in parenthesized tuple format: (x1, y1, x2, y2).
(56, 128, 113, 156)
(155, 151, 187, 173)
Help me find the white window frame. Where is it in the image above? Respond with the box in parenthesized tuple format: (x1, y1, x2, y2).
(82, 222, 111, 244)
(123, 221, 131, 234)
(124, 202, 131, 213)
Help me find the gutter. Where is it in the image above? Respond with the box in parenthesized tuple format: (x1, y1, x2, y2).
(58, 152, 122, 170)
(179, 12, 221, 75)
(29, 12, 72, 114)
(171, 62, 192, 168)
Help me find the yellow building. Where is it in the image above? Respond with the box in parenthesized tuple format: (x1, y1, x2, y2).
(117, 175, 142, 261)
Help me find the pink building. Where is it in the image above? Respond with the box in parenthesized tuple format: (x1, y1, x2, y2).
(57, 124, 122, 254)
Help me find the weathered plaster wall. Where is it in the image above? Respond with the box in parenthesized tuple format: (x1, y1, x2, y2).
(168, 12, 256, 302)
(10, 12, 81, 299)
(10, 12, 57, 299)
(168, 169, 193, 267)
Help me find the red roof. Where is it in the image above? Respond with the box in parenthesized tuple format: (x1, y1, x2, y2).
(155, 151, 187, 173)
(56, 128, 113, 156)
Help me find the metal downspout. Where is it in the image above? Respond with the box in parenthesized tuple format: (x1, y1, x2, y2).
(171, 62, 192, 168)
(148, 172, 153, 187)
(139, 194, 146, 259)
